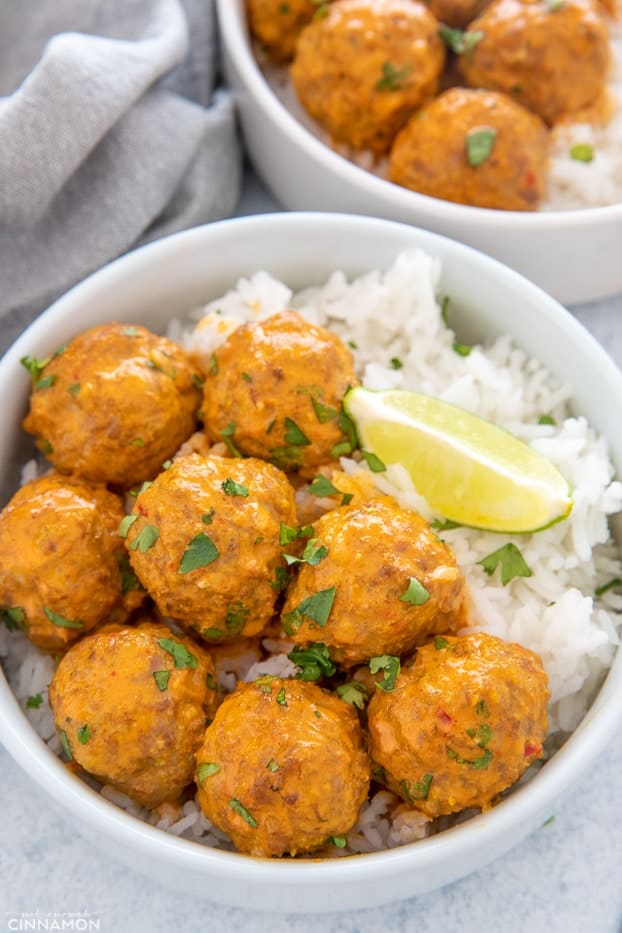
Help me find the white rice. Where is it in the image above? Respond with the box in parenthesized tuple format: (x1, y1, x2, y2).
(3, 248, 622, 856)
(260, 10, 622, 212)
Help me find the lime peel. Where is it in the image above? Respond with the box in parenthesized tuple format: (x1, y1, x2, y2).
(344, 387, 573, 534)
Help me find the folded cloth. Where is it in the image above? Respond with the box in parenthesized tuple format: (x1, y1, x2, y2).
(0, 0, 242, 355)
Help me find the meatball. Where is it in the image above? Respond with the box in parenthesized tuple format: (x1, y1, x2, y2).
(49, 622, 218, 808)
(368, 633, 549, 817)
(125, 454, 297, 644)
(460, 0, 610, 124)
(281, 499, 466, 666)
(291, 0, 446, 154)
(22, 323, 202, 487)
(195, 678, 370, 856)
(247, 0, 336, 61)
(0, 474, 142, 652)
(389, 87, 549, 210)
(202, 310, 357, 472)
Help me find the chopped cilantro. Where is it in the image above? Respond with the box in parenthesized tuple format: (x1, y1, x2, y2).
(311, 397, 339, 424)
(162, 459, 173, 470)
(20, 355, 50, 381)
(376, 61, 411, 91)
(336, 681, 368, 709)
(67, 383, 80, 396)
(361, 450, 386, 472)
(547, 0, 565, 10)
(430, 518, 462, 531)
(399, 576, 430, 606)
(347, 340, 358, 350)
(476, 699, 490, 718)
(327, 835, 347, 848)
(276, 687, 288, 707)
(221, 477, 249, 497)
(283, 417, 311, 446)
(179, 532, 219, 573)
(229, 798, 258, 827)
(1, 606, 26, 631)
(288, 643, 336, 681)
(35, 374, 56, 391)
(331, 441, 352, 459)
(284, 538, 329, 568)
(77, 724, 91, 745)
(308, 475, 340, 497)
(267, 758, 280, 772)
(369, 655, 401, 692)
(41, 439, 53, 454)
(206, 672, 217, 691)
(271, 566, 290, 592)
(44, 607, 83, 630)
(198, 762, 220, 782)
(128, 524, 159, 553)
(434, 636, 456, 650)
(266, 418, 276, 435)
(595, 577, 622, 596)
(282, 587, 337, 634)
(337, 407, 358, 454)
(453, 341, 472, 356)
(158, 637, 198, 669)
(118, 554, 145, 593)
(390, 357, 403, 370)
(478, 542, 532, 586)
(538, 415, 556, 426)
(279, 522, 313, 546)
(341, 492, 354, 506)
(132, 437, 146, 448)
(220, 423, 243, 458)
(202, 509, 215, 525)
(192, 374, 205, 391)
(26, 693, 43, 709)
(122, 327, 140, 337)
(225, 602, 249, 636)
(153, 670, 171, 691)
(203, 627, 223, 641)
(242, 372, 252, 383)
(400, 773, 433, 803)
(438, 24, 483, 54)
(278, 2, 291, 12)
(465, 127, 496, 167)
(208, 354, 219, 376)
(59, 729, 73, 761)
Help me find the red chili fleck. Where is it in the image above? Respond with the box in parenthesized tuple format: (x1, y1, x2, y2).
(437, 709, 453, 728)
(524, 742, 542, 757)
(137, 503, 148, 516)
(524, 169, 537, 188)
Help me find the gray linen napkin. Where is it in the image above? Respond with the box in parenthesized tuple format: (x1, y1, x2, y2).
(0, 0, 242, 355)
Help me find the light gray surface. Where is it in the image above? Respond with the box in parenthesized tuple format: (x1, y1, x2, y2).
(2, 171, 622, 932)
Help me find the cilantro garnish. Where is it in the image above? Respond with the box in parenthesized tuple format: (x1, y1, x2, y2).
(158, 637, 198, 669)
(284, 538, 329, 567)
(221, 477, 249, 497)
(208, 353, 219, 375)
(20, 355, 50, 381)
(266, 758, 280, 773)
(117, 554, 145, 593)
(288, 643, 336, 681)
(400, 773, 433, 803)
(225, 602, 249, 636)
(311, 397, 339, 424)
(202, 509, 215, 525)
(77, 724, 92, 745)
(369, 655, 401, 692)
(430, 518, 462, 531)
(128, 524, 159, 553)
(35, 374, 56, 391)
(465, 127, 497, 167)
(220, 423, 243, 458)
(283, 418, 311, 446)
(276, 687, 288, 707)
(438, 24, 483, 54)
(570, 142, 594, 163)
(538, 415, 556, 426)
(59, 729, 73, 761)
(476, 699, 490, 718)
(153, 670, 171, 691)
(228, 798, 258, 827)
(399, 576, 430, 606)
(242, 372, 252, 383)
(595, 577, 622, 596)
(434, 636, 456, 650)
(478, 542, 532, 586)
(271, 566, 290, 592)
(390, 357, 403, 370)
(67, 383, 80, 396)
(118, 515, 138, 539)
(203, 627, 223, 640)
(44, 607, 83, 630)
(1, 606, 26, 631)
(376, 61, 411, 91)
(132, 437, 146, 447)
(453, 341, 472, 357)
(279, 522, 313, 546)
(206, 672, 217, 691)
(179, 532, 219, 573)
(308, 475, 340, 498)
(336, 681, 368, 709)
(327, 835, 347, 848)
(282, 587, 337, 633)
(26, 693, 43, 709)
(198, 762, 220, 783)
(360, 450, 386, 472)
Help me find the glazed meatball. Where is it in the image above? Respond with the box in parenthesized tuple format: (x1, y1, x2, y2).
(202, 311, 357, 472)
(49, 622, 218, 808)
(368, 633, 549, 817)
(429, 0, 490, 27)
(22, 324, 202, 487)
(460, 0, 610, 124)
(0, 474, 142, 652)
(291, 0, 446, 154)
(247, 0, 336, 61)
(195, 678, 370, 856)
(281, 499, 466, 666)
(389, 88, 549, 210)
(125, 454, 297, 644)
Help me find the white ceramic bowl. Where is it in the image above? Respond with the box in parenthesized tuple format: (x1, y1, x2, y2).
(1, 213, 622, 913)
(217, 0, 622, 306)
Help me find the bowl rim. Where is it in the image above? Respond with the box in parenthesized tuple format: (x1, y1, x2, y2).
(1, 212, 622, 889)
(216, 0, 622, 227)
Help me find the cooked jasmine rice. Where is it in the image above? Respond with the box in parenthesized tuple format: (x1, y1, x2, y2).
(2, 249, 621, 854)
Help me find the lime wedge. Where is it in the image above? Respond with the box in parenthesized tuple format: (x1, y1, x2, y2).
(344, 387, 573, 533)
